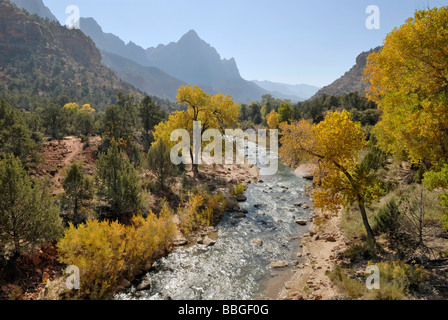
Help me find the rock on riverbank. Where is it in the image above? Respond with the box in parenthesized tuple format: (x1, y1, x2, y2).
(294, 164, 316, 180)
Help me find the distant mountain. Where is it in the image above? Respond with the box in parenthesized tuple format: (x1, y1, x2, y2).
(144, 30, 268, 103)
(311, 47, 382, 99)
(9, 0, 57, 22)
(101, 50, 186, 101)
(78, 19, 268, 103)
(251, 80, 320, 101)
(0, 0, 134, 109)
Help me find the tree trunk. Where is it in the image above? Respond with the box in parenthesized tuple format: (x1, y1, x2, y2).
(190, 148, 199, 178)
(358, 198, 375, 242)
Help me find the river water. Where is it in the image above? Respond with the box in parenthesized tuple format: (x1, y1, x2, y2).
(115, 141, 312, 300)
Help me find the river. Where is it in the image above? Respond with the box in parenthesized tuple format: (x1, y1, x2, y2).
(115, 141, 312, 300)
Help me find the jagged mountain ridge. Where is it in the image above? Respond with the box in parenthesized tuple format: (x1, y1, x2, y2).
(9, 0, 57, 22)
(79, 18, 269, 103)
(311, 47, 382, 99)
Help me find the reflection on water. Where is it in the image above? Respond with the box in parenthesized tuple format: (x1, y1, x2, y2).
(115, 141, 312, 300)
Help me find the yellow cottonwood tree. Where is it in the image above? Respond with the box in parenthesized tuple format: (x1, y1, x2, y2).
(153, 85, 239, 177)
(365, 7, 448, 165)
(280, 111, 382, 240)
(266, 110, 279, 129)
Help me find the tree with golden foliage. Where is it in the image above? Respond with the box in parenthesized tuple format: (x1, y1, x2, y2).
(365, 6, 448, 166)
(266, 110, 279, 129)
(280, 110, 382, 241)
(153, 85, 239, 177)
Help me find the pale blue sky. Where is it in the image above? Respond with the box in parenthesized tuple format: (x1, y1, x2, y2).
(44, 0, 445, 87)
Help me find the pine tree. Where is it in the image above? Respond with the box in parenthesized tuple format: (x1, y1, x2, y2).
(96, 142, 141, 220)
(147, 139, 177, 192)
(62, 162, 94, 223)
(0, 155, 62, 256)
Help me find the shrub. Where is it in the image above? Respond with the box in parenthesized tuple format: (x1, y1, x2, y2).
(344, 239, 382, 261)
(375, 199, 401, 237)
(234, 183, 245, 195)
(361, 146, 388, 172)
(368, 260, 428, 294)
(326, 266, 365, 299)
(178, 193, 213, 236)
(206, 193, 227, 217)
(57, 210, 176, 299)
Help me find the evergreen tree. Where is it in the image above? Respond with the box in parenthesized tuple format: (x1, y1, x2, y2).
(96, 142, 141, 220)
(139, 96, 164, 134)
(147, 140, 177, 192)
(0, 99, 38, 164)
(62, 162, 94, 223)
(0, 155, 62, 256)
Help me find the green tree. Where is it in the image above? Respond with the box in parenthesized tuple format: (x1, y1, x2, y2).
(62, 162, 94, 223)
(41, 103, 67, 139)
(278, 102, 293, 123)
(146, 140, 177, 192)
(0, 155, 62, 256)
(0, 99, 38, 164)
(96, 142, 141, 220)
(139, 96, 164, 134)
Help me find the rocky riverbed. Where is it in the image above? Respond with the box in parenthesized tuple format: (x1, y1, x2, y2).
(116, 144, 314, 300)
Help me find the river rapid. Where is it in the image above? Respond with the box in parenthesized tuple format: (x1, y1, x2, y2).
(116, 141, 312, 300)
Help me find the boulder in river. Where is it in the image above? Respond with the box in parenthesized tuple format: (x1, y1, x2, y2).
(232, 213, 247, 219)
(252, 239, 263, 246)
(236, 194, 247, 202)
(295, 219, 307, 226)
(270, 260, 289, 268)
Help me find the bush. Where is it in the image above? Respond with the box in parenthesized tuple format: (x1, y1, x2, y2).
(326, 266, 365, 299)
(57, 210, 175, 299)
(368, 260, 428, 294)
(344, 239, 382, 261)
(206, 193, 227, 218)
(234, 183, 245, 195)
(375, 199, 401, 237)
(327, 261, 428, 300)
(361, 146, 388, 172)
(178, 193, 213, 236)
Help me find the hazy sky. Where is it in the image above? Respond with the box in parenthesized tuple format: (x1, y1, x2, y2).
(44, 0, 445, 88)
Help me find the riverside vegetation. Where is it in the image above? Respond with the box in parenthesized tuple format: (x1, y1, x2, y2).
(1, 4, 448, 301)
(0, 86, 250, 300)
(279, 7, 448, 300)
